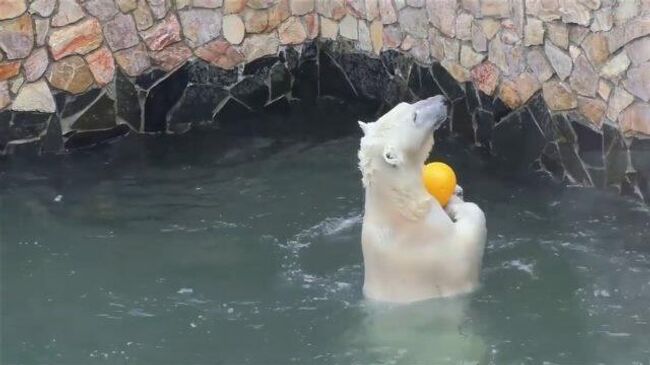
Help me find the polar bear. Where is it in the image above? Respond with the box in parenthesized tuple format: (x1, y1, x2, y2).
(358, 95, 487, 303)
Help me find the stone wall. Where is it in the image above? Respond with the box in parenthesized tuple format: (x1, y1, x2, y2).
(0, 0, 649, 202)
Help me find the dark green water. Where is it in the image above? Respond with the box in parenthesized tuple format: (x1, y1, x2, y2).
(1, 135, 649, 364)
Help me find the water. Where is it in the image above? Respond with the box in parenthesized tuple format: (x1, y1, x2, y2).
(2, 134, 649, 364)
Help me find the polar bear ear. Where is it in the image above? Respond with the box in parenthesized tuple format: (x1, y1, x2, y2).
(358, 121, 371, 135)
(382, 145, 402, 167)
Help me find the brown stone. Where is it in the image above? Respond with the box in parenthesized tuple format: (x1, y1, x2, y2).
(515, 71, 541, 103)
(598, 79, 612, 100)
(619, 102, 650, 137)
(570, 54, 598, 97)
(315, 0, 346, 20)
(303, 13, 319, 39)
(179, 9, 222, 48)
(51, 0, 84, 27)
(241, 33, 278, 62)
(524, 17, 544, 46)
(480, 18, 500, 39)
(498, 79, 522, 109)
(442, 60, 469, 82)
(267, 0, 291, 30)
(223, 14, 245, 44)
(195, 39, 244, 69)
(141, 14, 182, 51)
(133, 0, 154, 30)
(426, 0, 457, 37)
(383, 25, 402, 48)
(85, 46, 115, 86)
(0, 81, 9, 110)
(290, 0, 314, 15)
(339, 14, 358, 40)
(460, 44, 484, 68)
(543, 79, 577, 110)
(150, 42, 191, 71)
(471, 61, 500, 95)
(577, 96, 606, 127)
(600, 51, 630, 79)
(581, 33, 609, 68)
(278, 16, 307, 44)
(481, 0, 509, 17)
(248, 0, 275, 8)
(48, 18, 103, 60)
(224, 0, 246, 13)
(0, 0, 27, 20)
(623, 62, 650, 102)
(370, 19, 383, 54)
(47, 55, 94, 94)
(117, 0, 138, 12)
(242, 8, 268, 33)
(0, 13, 33, 59)
(23, 48, 48, 82)
(0, 61, 20, 81)
(114, 43, 151, 76)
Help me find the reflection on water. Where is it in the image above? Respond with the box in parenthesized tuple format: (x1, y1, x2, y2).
(1, 134, 649, 364)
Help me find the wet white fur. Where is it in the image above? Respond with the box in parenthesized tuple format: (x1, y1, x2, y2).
(358, 100, 487, 303)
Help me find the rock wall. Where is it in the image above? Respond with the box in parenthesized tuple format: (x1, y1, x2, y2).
(0, 0, 649, 201)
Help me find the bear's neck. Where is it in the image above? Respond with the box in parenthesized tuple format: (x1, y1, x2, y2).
(365, 169, 434, 222)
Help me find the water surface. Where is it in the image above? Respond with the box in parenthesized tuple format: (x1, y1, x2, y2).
(2, 134, 649, 364)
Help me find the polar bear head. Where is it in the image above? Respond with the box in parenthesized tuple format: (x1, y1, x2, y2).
(358, 95, 449, 189)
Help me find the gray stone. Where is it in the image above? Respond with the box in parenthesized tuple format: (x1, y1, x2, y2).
(133, 0, 154, 30)
(116, 0, 138, 12)
(471, 21, 487, 52)
(570, 54, 598, 96)
(34, 18, 49, 46)
(51, 0, 85, 27)
(24, 47, 48, 82)
(614, 0, 638, 26)
(559, 0, 590, 25)
(619, 101, 650, 137)
(591, 7, 613, 31)
(600, 51, 630, 79)
(378, 0, 397, 24)
(29, 0, 55, 17)
(148, 0, 168, 19)
(626, 37, 650, 65)
(179, 9, 222, 48)
(0, 0, 27, 20)
(278, 16, 306, 45)
(103, 13, 140, 52)
(426, 0, 457, 37)
(481, 0, 509, 17)
(527, 47, 554, 82)
(524, 17, 544, 45)
(460, 44, 484, 68)
(545, 41, 572, 80)
(399, 7, 428, 38)
(358, 19, 372, 51)
(525, 0, 561, 21)
(0, 81, 9, 109)
(0, 14, 33, 59)
(290, 0, 314, 15)
(455, 12, 473, 40)
(320, 16, 338, 39)
(623, 62, 650, 101)
(339, 14, 358, 40)
(84, 0, 119, 20)
(11, 80, 56, 113)
(546, 21, 568, 49)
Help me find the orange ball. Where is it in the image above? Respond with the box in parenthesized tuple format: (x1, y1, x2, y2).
(422, 162, 457, 207)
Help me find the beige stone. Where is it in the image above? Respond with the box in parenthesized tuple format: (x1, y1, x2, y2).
(10, 74, 23, 94)
(619, 102, 650, 137)
(378, 0, 397, 24)
(320, 16, 338, 39)
(400, 6, 428, 38)
(498, 79, 523, 109)
(113, 43, 151, 76)
(577, 96, 606, 127)
(134, 0, 154, 30)
(358, 20, 372, 51)
(400, 34, 414, 51)
(461, 0, 480, 16)
(481, 0, 509, 17)
(339, 14, 358, 40)
(515, 71, 542, 103)
(455, 12, 473, 40)
(600, 51, 630, 79)
(242, 8, 268, 33)
(241, 33, 279, 62)
(51, 0, 84, 27)
(410, 38, 430, 63)
(0, 0, 27, 20)
(195, 39, 244, 69)
(524, 17, 544, 46)
(11, 80, 55, 113)
(223, 0, 246, 13)
(47, 55, 94, 94)
(315, 0, 346, 20)
(0, 81, 9, 110)
(384, 24, 402, 48)
(471, 21, 487, 52)
(559, 0, 590, 26)
(581, 33, 609, 68)
(370, 19, 383, 54)
(614, 0, 638, 26)
(428, 28, 443, 60)
(606, 86, 634, 121)
(302, 12, 318, 39)
(480, 18, 500, 39)
(591, 7, 613, 32)
(546, 21, 568, 49)
(543, 79, 577, 110)
(117, 0, 138, 12)
(460, 44, 484, 68)
(597, 79, 612, 100)
(527, 47, 554, 82)
(290, 0, 314, 15)
(426, 0, 457, 37)
(441, 37, 459, 61)
(267, 0, 291, 29)
(525, 0, 561, 21)
(471, 61, 500, 95)
(442, 60, 469, 82)
(34, 18, 49, 46)
(223, 14, 245, 44)
(278, 17, 306, 45)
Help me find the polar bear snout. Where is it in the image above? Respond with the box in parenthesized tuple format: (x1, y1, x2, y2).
(413, 95, 449, 131)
